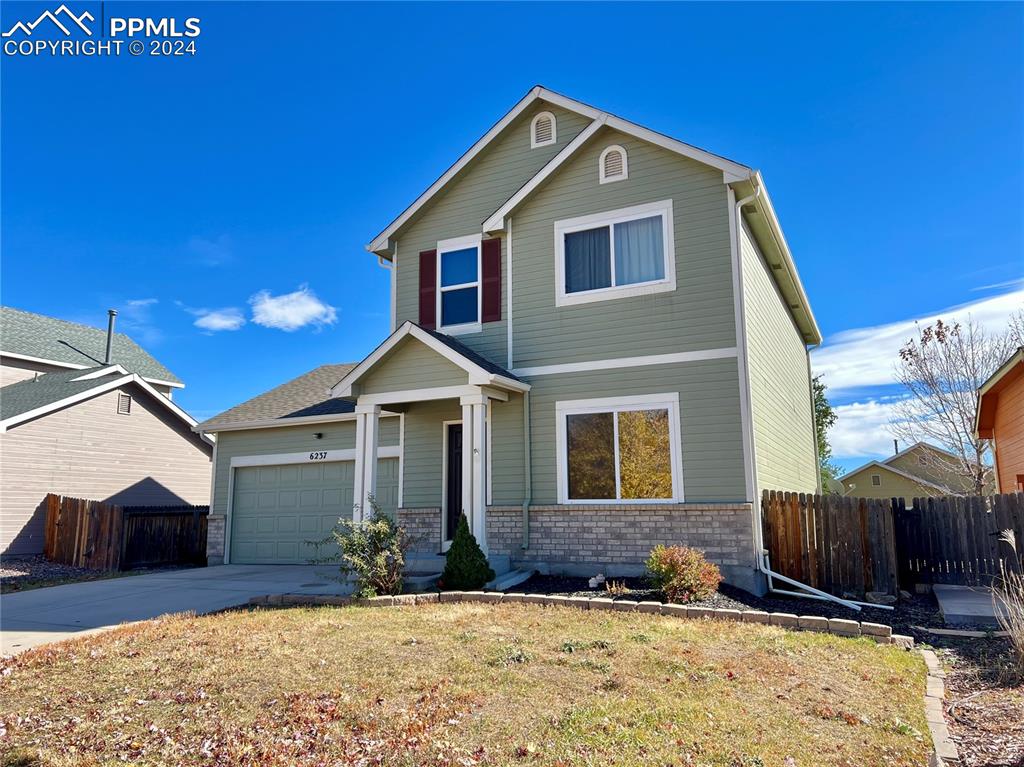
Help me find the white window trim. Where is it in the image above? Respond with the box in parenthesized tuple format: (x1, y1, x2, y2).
(599, 144, 628, 184)
(530, 110, 557, 149)
(555, 392, 684, 505)
(553, 199, 676, 307)
(871, 473, 882, 487)
(436, 233, 482, 335)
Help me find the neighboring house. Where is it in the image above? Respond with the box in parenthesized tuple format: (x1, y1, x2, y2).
(839, 441, 991, 502)
(197, 86, 822, 594)
(977, 347, 1024, 493)
(0, 307, 213, 555)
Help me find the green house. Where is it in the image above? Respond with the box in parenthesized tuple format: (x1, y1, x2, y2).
(196, 87, 822, 594)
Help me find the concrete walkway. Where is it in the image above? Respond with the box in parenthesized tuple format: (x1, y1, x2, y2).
(1, 564, 349, 655)
(933, 584, 1006, 628)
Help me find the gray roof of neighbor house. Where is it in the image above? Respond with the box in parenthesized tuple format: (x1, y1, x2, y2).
(196, 364, 358, 431)
(0, 306, 182, 385)
(0, 368, 118, 421)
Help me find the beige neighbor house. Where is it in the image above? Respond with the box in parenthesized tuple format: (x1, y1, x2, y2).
(196, 86, 822, 595)
(839, 441, 991, 503)
(0, 307, 213, 555)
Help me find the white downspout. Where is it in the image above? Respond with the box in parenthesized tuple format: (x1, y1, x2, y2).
(506, 216, 514, 371)
(378, 243, 396, 333)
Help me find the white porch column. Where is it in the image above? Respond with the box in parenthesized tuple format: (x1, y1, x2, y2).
(352, 403, 380, 522)
(460, 392, 489, 555)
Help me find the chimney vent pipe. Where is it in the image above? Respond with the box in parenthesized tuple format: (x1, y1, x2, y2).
(104, 309, 118, 365)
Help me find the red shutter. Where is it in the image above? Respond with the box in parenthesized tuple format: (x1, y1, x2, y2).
(418, 250, 437, 329)
(481, 237, 502, 323)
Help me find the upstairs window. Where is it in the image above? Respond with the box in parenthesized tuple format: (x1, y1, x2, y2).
(437, 234, 481, 332)
(599, 145, 628, 183)
(531, 111, 556, 148)
(554, 200, 676, 306)
(871, 474, 882, 487)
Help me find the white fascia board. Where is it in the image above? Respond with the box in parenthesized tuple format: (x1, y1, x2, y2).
(329, 322, 497, 398)
(482, 116, 607, 233)
(71, 364, 128, 380)
(0, 350, 185, 388)
(0, 373, 211, 447)
(195, 410, 401, 434)
(745, 173, 822, 345)
(367, 86, 545, 255)
(602, 114, 751, 181)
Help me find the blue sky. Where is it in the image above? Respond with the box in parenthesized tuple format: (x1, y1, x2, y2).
(2, 1, 1022, 472)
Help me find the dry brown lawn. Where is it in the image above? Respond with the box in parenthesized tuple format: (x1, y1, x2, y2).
(1, 603, 930, 766)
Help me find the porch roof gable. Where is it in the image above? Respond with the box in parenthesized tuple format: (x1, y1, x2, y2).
(329, 322, 529, 399)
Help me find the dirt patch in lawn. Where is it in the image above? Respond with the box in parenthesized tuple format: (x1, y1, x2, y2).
(1, 603, 930, 767)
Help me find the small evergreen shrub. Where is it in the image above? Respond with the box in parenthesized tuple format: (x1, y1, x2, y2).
(310, 497, 408, 598)
(645, 545, 723, 603)
(439, 513, 495, 590)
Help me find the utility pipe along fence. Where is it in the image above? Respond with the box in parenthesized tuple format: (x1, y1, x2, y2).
(762, 490, 1024, 598)
(43, 494, 209, 571)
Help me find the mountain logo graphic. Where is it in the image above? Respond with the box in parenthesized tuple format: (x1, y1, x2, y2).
(2, 4, 94, 37)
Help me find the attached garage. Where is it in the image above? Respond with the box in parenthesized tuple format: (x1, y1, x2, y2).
(229, 457, 400, 565)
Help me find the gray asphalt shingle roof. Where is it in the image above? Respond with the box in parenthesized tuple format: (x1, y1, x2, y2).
(196, 364, 358, 431)
(0, 306, 181, 384)
(0, 367, 126, 421)
(419, 324, 521, 381)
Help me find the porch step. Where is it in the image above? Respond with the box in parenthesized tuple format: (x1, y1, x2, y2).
(404, 572, 441, 593)
(405, 554, 446, 573)
(488, 554, 511, 577)
(486, 568, 534, 592)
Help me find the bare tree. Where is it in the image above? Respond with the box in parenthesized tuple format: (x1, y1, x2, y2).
(891, 314, 1019, 494)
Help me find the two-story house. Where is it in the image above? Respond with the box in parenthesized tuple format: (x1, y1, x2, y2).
(1, 307, 213, 555)
(196, 87, 821, 594)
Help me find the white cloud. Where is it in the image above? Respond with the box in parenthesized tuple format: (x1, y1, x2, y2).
(812, 287, 1023, 393)
(117, 298, 162, 345)
(249, 285, 337, 331)
(829, 399, 901, 459)
(193, 308, 246, 332)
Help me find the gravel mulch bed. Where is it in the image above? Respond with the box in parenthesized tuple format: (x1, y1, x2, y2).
(511, 573, 1023, 767)
(0, 555, 194, 594)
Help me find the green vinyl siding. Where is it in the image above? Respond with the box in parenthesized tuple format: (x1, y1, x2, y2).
(510, 127, 736, 368)
(210, 417, 401, 517)
(490, 392, 525, 505)
(358, 337, 467, 395)
(740, 222, 818, 494)
(527, 359, 746, 504)
(394, 102, 592, 363)
(401, 399, 461, 508)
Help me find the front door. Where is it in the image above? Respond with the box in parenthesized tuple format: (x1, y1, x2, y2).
(445, 423, 463, 542)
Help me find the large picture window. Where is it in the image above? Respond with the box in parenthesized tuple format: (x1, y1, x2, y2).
(436, 234, 481, 332)
(556, 394, 683, 504)
(554, 200, 675, 307)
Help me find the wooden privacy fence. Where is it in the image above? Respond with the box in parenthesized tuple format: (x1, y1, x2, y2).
(762, 490, 1024, 597)
(895, 494, 1024, 586)
(43, 494, 208, 571)
(762, 491, 899, 597)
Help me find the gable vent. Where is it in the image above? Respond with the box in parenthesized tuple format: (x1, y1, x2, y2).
(531, 111, 556, 148)
(599, 145, 628, 183)
(117, 392, 132, 415)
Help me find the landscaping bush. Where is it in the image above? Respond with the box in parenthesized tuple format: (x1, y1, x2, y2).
(645, 545, 723, 603)
(311, 496, 408, 598)
(440, 513, 494, 590)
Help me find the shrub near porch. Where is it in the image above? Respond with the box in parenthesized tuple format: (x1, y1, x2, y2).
(1, 604, 929, 766)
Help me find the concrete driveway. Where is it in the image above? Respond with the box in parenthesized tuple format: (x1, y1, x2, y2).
(0, 564, 349, 655)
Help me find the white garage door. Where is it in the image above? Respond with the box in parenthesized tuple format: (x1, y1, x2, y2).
(230, 458, 399, 564)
